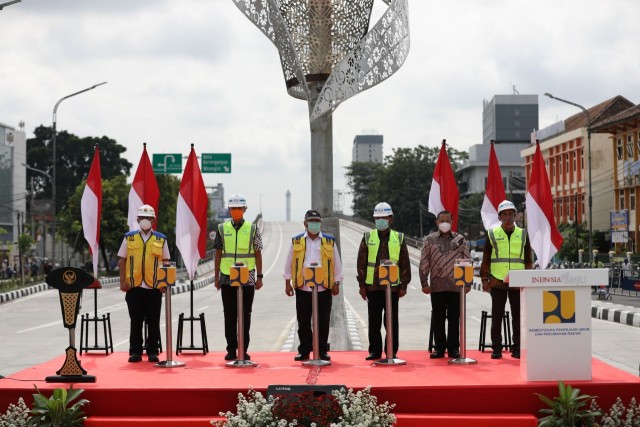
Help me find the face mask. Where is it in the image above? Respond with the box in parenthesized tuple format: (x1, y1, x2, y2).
(375, 219, 389, 231)
(438, 222, 451, 233)
(139, 219, 152, 231)
(307, 222, 321, 234)
(230, 210, 244, 222)
(501, 216, 515, 227)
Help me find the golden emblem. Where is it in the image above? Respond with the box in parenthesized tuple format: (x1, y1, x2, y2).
(63, 270, 77, 285)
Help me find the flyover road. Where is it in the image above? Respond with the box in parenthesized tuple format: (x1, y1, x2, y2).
(0, 219, 638, 377)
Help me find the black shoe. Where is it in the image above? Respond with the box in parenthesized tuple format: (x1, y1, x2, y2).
(244, 353, 251, 361)
(491, 350, 502, 359)
(128, 354, 142, 363)
(511, 350, 520, 359)
(320, 352, 331, 361)
(294, 352, 310, 361)
(147, 354, 159, 363)
(448, 351, 460, 359)
(224, 351, 236, 361)
(365, 353, 381, 361)
(430, 351, 445, 359)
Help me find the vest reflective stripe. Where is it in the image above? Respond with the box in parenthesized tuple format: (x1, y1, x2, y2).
(488, 226, 526, 280)
(365, 230, 403, 285)
(290, 234, 336, 289)
(124, 232, 166, 288)
(218, 221, 256, 274)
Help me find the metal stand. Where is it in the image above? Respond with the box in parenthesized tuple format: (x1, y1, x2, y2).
(157, 272, 184, 368)
(227, 284, 256, 367)
(79, 286, 113, 355)
(176, 279, 209, 354)
(375, 261, 405, 366)
(303, 282, 331, 367)
(450, 260, 477, 365)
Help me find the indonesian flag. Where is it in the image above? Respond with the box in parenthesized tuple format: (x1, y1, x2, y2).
(128, 143, 159, 231)
(428, 140, 459, 231)
(481, 141, 506, 230)
(176, 145, 208, 280)
(81, 145, 102, 278)
(526, 142, 563, 269)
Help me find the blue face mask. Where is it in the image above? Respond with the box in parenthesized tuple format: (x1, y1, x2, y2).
(307, 222, 321, 234)
(375, 219, 389, 231)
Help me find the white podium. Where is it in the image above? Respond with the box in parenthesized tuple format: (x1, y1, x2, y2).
(511, 268, 608, 382)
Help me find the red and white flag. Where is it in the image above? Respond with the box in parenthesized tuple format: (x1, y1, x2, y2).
(176, 145, 208, 280)
(481, 141, 506, 230)
(526, 142, 563, 269)
(428, 140, 459, 231)
(128, 143, 160, 231)
(81, 145, 102, 278)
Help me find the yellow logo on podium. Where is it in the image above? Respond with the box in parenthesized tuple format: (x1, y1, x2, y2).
(156, 266, 176, 289)
(230, 264, 249, 287)
(378, 264, 399, 287)
(543, 290, 576, 323)
(304, 265, 324, 287)
(454, 265, 473, 287)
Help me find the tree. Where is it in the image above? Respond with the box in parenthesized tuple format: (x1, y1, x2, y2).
(346, 144, 469, 237)
(458, 192, 486, 242)
(26, 125, 132, 214)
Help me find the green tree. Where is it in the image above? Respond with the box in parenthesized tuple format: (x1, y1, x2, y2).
(26, 125, 132, 214)
(155, 174, 181, 259)
(458, 192, 485, 241)
(346, 144, 468, 237)
(345, 161, 385, 220)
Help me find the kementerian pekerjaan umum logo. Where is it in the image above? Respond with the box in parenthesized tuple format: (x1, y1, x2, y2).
(543, 290, 576, 323)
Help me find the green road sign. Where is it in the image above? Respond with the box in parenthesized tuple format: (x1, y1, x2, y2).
(202, 153, 231, 173)
(152, 153, 182, 174)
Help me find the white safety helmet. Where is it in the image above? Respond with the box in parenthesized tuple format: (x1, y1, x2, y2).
(497, 200, 517, 214)
(228, 193, 247, 208)
(373, 202, 393, 218)
(137, 204, 156, 218)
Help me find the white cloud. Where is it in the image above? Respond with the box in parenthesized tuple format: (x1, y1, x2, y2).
(1, 0, 639, 222)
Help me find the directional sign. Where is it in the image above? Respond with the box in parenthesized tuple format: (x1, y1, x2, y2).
(202, 153, 231, 173)
(152, 153, 182, 174)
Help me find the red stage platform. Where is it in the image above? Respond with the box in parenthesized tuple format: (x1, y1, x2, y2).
(1, 351, 638, 426)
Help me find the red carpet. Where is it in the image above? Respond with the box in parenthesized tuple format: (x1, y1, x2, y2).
(1, 351, 638, 424)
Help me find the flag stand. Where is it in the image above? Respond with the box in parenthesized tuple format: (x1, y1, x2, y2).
(176, 278, 209, 355)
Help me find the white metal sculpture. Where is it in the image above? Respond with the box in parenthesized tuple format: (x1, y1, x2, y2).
(233, 0, 409, 120)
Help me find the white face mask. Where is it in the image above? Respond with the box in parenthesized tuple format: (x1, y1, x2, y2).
(139, 219, 152, 231)
(438, 222, 451, 233)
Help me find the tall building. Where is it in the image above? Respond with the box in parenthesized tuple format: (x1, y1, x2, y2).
(352, 133, 383, 163)
(207, 183, 226, 221)
(459, 94, 539, 208)
(0, 121, 27, 264)
(483, 94, 539, 144)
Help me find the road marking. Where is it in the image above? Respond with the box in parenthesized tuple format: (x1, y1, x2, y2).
(277, 316, 297, 352)
(344, 297, 365, 350)
(197, 305, 208, 312)
(263, 221, 284, 276)
(16, 320, 61, 334)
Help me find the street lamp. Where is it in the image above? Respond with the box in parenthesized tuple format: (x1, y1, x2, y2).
(544, 92, 593, 262)
(0, 0, 21, 10)
(51, 82, 107, 266)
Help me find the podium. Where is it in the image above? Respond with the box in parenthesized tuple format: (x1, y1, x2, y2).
(511, 268, 608, 381)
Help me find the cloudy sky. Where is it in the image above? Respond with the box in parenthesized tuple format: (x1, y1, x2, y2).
(1, 0, 639, 222)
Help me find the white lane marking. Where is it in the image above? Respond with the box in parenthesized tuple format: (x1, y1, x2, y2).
(263, 221, 284, 276)
(277, 316, 297, 352)
(197, 305, 209, 312)
(16, 320, 61, 334)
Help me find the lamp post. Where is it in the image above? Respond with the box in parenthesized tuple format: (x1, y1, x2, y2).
(51, 82, 107, 266)
(22, 163, 52, 259)
(0, 0, 21, 10)
(544, 93, 593, 262)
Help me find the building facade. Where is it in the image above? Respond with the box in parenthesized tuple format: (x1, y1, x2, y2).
(482, 94, 539, 145)
(352, 133, 383, 163)
(522, 96, 634, 243)
(0, 122, 27, 265)
(591, 104, 640, 251)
